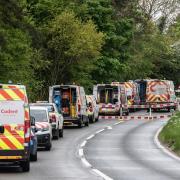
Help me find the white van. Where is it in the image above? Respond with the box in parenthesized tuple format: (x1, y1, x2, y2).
(49, 85, 89, 128)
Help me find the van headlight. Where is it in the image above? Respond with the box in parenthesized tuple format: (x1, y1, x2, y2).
(42, 127, 49, 132)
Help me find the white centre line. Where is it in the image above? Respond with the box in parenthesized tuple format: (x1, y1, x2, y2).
(92, 169, 114, 180)
(86, 134, 95, 140)
(107, 126, 112, 130)
(81, 157, 92, 168)
(80, 140, 87, 147)
(78, 148, 84, 157)
(95, 129, 105, 134)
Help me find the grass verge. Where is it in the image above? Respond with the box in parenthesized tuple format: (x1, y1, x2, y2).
(159, 111, 180, 156)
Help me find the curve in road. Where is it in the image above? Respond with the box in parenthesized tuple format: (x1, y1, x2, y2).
(84, 118, 180, 180)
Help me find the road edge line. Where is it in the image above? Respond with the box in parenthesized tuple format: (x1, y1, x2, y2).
(154, 126, 180, 162)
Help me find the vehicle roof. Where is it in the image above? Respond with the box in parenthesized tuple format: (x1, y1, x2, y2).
(0, 84, 25, 89)
(51, 85, 80, 88)
(30, 103, 55, 106)
(30, 106, 48, 111)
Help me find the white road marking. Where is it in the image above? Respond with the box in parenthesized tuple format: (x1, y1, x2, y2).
(92, 169, 114, 180)
(154, 126, 180, 162)
(79, 127, 114, 180)
(95, 129, 105, 134)
(114, 121, 123, 125)
(79, 148, 84, 157)
(81, 157, 92, 168)
(80, 141, 87, 147)
(86, 134, 95, 140)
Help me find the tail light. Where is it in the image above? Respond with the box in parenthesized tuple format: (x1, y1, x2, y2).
(24, 120, 30, 143)
(50, 114, 56, 122)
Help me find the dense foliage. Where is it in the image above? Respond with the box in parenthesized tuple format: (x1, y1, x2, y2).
(0, 0, 179, 101)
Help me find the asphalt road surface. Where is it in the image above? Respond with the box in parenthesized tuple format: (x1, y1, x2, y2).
(0, 111, 178, 180)
(85, 113, 180, 180)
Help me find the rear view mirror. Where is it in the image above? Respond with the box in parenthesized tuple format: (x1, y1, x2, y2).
(30, 116, 36, 126)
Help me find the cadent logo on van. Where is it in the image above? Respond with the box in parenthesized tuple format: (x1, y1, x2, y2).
(0, 109, 18, 114)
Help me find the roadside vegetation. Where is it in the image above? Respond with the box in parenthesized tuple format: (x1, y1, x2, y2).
(159, 111, 180, 155)
(0, 0, 179, 101)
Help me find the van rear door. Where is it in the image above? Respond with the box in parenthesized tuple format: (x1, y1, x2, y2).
(0, 101, 25, 151)
(0, 86, 26, 152)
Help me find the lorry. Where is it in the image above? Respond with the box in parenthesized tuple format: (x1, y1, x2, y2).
(93, 83, 129, 116)
(136, 79, 177, 111)
(0, 84, 31, 172)
(49, 85, 89, 128)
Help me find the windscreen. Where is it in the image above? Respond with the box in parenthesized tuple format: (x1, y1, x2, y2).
(30, 109, 48, 122)
(35, 104, 55, 112)
(0, 101, 24, 124)
(97, 86, 119, 104)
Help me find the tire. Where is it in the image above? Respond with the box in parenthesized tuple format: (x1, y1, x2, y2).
(78, 119, 83, 128)
(59, 128, 63, 138)
(85, 119, 89, 127)
(45, 141, 52, 151)
(30, 151, 37, 162)
(21, 159, 30, 172)
(125, 111, 129, 116)
(53, 129, 59, 140)
(167, 108, 171, 112)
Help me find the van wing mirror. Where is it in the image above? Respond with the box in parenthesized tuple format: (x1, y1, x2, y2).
(30, 116, 36, 126)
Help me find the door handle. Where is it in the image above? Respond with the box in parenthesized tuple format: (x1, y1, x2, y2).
(0, 126, 4, 134)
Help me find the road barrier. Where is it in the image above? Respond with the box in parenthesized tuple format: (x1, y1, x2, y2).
(99, 115, 172, 120)
(121, 102, 178, 109)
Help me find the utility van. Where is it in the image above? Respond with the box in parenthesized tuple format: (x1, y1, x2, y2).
(0, 84, 31, 172)
(93, 83, 129, 116)
(49, 85, 89, 128)
(136, 79, 177, 111)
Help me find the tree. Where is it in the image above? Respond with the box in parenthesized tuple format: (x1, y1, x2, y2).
(46, 11, 104, 85)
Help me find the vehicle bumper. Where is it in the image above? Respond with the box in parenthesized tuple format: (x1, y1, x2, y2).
(37, 134, 51, 147)
(63, 117, 80, 125)
(0, 149, 30, 164)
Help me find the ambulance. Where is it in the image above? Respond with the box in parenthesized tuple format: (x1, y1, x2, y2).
(0, 84, 31, 172)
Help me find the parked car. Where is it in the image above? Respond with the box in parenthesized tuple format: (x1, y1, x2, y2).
(0, 84, 31, 172)
(30, 106, 52, 151)
(31, 102, 64, 139)
(30, 116, 37, 161)
(49, 85, 89, 128)
(86, 95, 99, 123)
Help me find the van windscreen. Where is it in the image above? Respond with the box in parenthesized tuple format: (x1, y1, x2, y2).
(30, 109, 48, 122)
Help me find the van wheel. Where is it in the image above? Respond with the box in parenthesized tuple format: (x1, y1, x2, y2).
(53, 129, 59, 140)
(45, 141, 52, 151)
(21, 159, 30, 172)
(59, 128, 63, 138)
(30, 151, 37, 162)
(78, 119, 83, 128)
(85, 119, 89, 126)
(125, 111, 129, 116)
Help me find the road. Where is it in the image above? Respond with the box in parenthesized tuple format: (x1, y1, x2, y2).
(0, 119, 117, 180)
(0, 111, 179, 180)
(85, 113, 180, 180)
